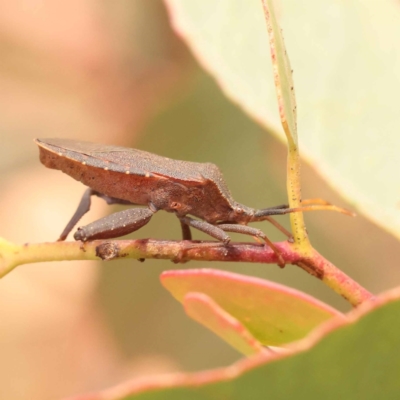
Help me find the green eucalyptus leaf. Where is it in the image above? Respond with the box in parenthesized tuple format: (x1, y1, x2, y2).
(164, 0, 400, 240)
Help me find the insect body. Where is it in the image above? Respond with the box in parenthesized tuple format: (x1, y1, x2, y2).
(35, 138, 345, 264)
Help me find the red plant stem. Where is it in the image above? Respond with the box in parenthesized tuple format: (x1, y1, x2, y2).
(1, 239, 374, 306)
(302, 249, 375, 306)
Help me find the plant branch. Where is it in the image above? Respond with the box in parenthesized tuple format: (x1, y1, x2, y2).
(258, 0, 372, 307)
(0, 237, 374, 306)
(299, 249, 375, 307)
(261, 0, 311, 254)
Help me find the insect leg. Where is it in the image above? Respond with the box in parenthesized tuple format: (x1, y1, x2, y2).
(259, 216, 293, 241)
(58, 188, 94, 241)
(178, 216, 230, 243)
(58, 189, 135, 241)
(74, 208, 154, 241)
(180, 220, 192, 240)
(218, 224, 285, 267)
(96, 193, 134, 206)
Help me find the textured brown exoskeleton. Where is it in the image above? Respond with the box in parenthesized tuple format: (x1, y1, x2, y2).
(35, 138, 347, 265)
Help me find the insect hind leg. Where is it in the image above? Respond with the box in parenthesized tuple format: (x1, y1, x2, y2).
(74, 208, 154, 241)
(58, 188, 135, 241)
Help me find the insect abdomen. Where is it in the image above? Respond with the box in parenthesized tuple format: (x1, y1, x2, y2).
(38, 146, 154, 205)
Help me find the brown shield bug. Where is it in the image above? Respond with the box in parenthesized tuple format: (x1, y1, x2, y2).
(35, 138, 346, 265)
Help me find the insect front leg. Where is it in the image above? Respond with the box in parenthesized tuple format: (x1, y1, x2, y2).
(74, 208, 154, 241)
(178, 216, 230, 243)
(58, 188, 134, 241)
(217, 224, 285, 267)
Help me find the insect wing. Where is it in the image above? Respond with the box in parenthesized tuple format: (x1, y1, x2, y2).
(36, 138, 209, 184)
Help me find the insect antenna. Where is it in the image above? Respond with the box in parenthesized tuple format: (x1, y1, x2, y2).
(253, 198, 355, 221)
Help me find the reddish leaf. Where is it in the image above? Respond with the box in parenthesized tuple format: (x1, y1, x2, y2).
(161, 269, 345, 346)
(184, 292, 268, 356)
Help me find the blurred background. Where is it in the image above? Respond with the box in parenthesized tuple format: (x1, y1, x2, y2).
(1, 1, 400, 399)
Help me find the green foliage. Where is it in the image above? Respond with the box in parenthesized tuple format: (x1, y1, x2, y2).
(80, 293, 400, 399)
(165, 0, 400, 240)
